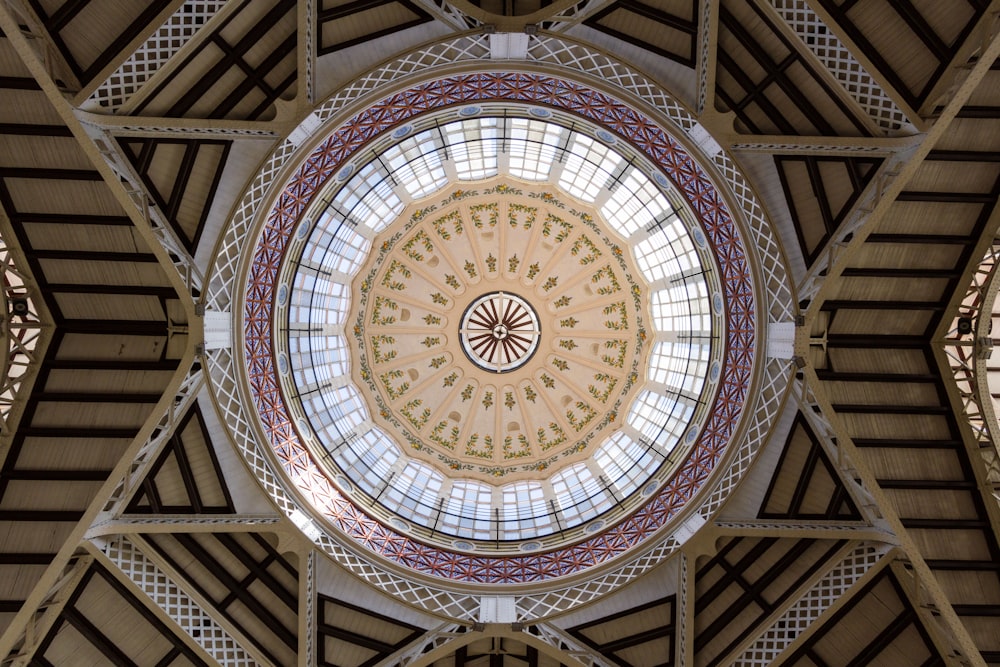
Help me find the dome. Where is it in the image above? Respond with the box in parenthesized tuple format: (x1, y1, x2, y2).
(216, 50, 787, 593)
(275, 107, 720, 550)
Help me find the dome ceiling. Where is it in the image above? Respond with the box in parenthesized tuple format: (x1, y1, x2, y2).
(227, 65, 779, 589)
(348, 180, 653, 482)
(272, 105, 728, 550)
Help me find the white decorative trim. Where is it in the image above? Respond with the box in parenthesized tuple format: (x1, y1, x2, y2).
(733, 544, 887, 665)
(86, 1, 228, 111)
(100, 535, 259, 666)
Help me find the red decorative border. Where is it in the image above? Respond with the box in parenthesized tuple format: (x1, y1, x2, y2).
(244, 72, 755, 583)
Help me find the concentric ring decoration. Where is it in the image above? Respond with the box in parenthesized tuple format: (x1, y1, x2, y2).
(243, 72, 756, 583)
(459, 291, 541, 373)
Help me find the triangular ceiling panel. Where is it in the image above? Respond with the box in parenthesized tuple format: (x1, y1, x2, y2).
(117, 139, 231, 254)
(775, 155, 883, 267)
(583, 0, 698, 67)
(126, 404, 234, 514)
(759, 413, 862, 521)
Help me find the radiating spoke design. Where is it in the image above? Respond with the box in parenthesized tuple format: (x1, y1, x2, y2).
(460, 292, 540, 372)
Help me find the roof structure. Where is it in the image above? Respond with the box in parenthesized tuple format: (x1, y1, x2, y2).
(0, 0, 999, 665)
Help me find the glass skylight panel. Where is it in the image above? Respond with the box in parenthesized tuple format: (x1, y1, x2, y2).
(288, 335, 345, 390)
(353, 182, 403, 233)
(444, 118, 499, 181)
(507, 118, 562, 181)
(594, 431, 656, 496)
(626, 389, 694, 452)
(382, 131, 448, 199)
(323, 222, 370, 276)
(628, 389, 679, 441)
(634, 232, 683, 283)
(551, 463, 613, 525)
(440, 481, 492, 539)
(500, 482, 551, 538)
(649, 341, 710, 394)
(324, 383, 367, 434)
(329, 162, 402, 232)
(601, 168, 672, 238)
(558, 134, 622, 202)
(385, 461, 443, 522)
(336, 429, 399, 496)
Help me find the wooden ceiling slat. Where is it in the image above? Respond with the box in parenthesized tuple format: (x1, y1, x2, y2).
(0, 553, 54, 564)
(0, 123, 72, 136)
(716, 3, 872, 136)
(583, 0, 696, 67)
(815, 370, 937, 382)
(821, 300, 946, 311)
(0, 510, 84, 521)
(28, 0, 174, 85)
(3, 469, 109, 481)
(0, 76, 42, 90)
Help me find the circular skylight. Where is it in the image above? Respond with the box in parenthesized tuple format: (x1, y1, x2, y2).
(275, 108, 720, 548)
(217, 61, 781, 588)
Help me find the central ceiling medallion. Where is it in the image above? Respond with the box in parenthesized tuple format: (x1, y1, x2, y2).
(460, 291, 540, 372)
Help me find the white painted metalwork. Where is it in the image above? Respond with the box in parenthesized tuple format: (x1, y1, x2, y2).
(677, 550, 691, 667)
(85, 514, 282, 537)
(696, 0, 715, 116)
(767, 0, 909, 132)
(544, 0, 616, 30)
(0, 224, 48, 438)
(99, 535, 259, 666)
(942, 234, 1000, 515)
(85, 1, 228, 111)
(300, 550, 316, 667)
(382, 623, 468, 666)
(531, 623, 612, 667)
(733, 544, 887, 665)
